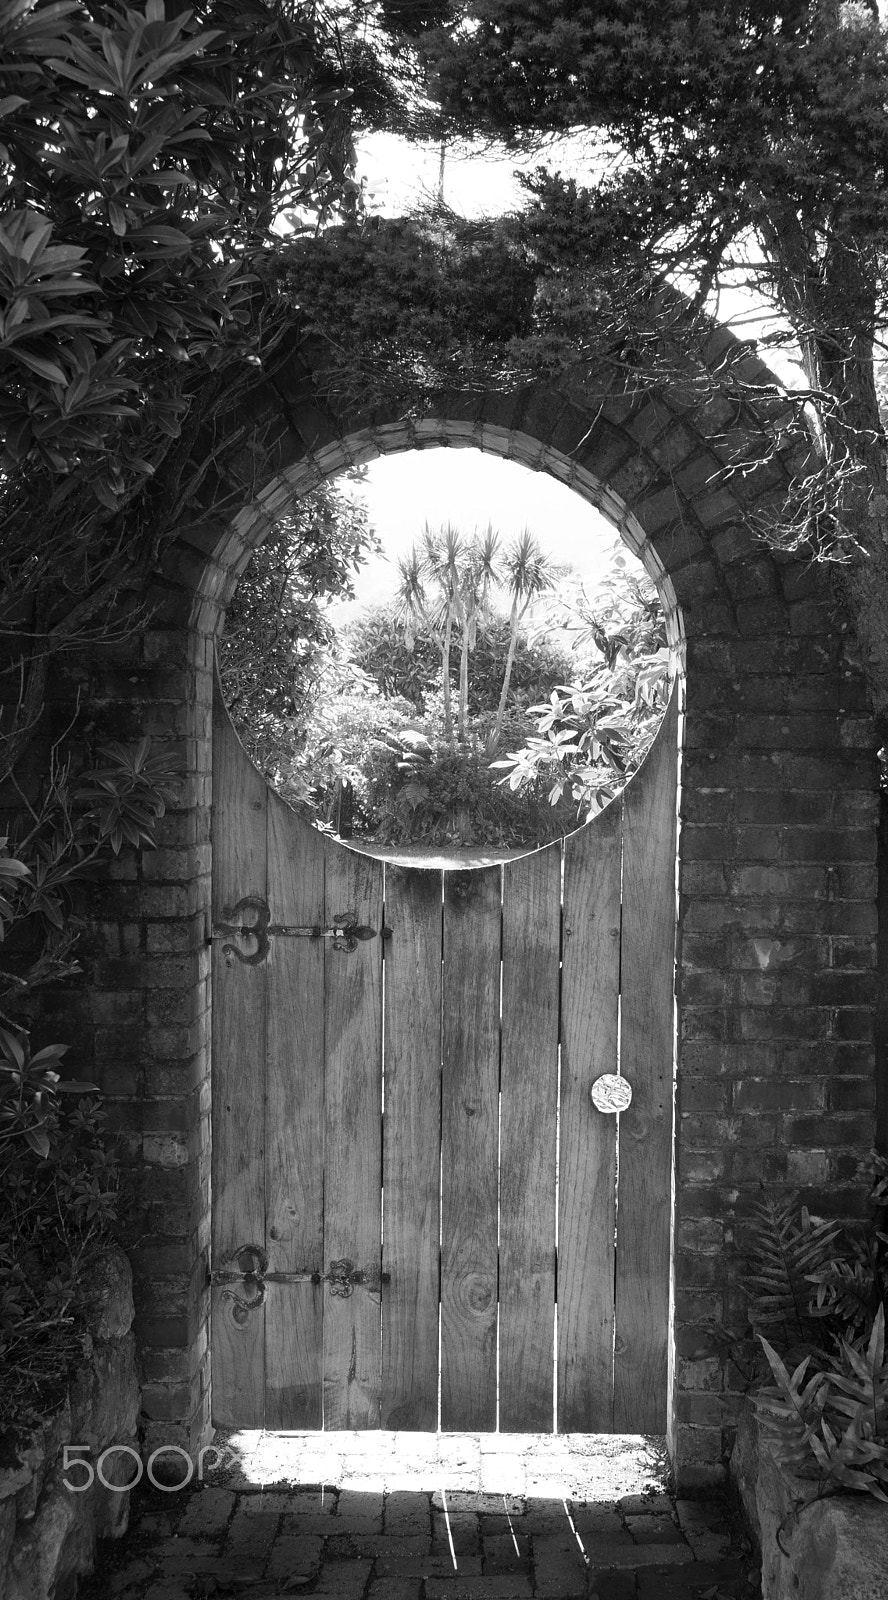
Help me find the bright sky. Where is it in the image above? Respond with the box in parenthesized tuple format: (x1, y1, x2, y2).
(326, 449, 622, 627)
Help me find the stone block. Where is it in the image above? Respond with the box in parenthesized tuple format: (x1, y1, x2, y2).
(424, 1578, 532, 1599)
(177, 1486, 235, 1537)
(431, 1491, 524, 1515)
(732, 1402, 888, 1599)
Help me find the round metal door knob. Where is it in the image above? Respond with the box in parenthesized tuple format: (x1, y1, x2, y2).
(590, 1074, 633, 1114)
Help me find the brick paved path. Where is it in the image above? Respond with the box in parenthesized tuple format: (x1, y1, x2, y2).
(82, 1483, 761, 1600)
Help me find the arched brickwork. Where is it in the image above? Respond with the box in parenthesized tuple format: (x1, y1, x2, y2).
(74, 330, 879, 1489)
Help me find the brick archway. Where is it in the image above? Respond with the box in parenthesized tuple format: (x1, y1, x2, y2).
(81, 338, 878, 1489)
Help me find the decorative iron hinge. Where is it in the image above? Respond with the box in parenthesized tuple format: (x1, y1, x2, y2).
(209, 895, 386, 965)
(209, 1244, 389, 1325)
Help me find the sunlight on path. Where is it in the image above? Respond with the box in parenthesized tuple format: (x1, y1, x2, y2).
(210, 1430, 670, 1499)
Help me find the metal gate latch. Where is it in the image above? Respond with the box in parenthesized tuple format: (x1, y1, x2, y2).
(210, 895, 381, 965)
(210, 1244, 389, 1324)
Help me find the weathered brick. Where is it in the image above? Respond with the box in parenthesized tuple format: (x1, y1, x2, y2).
(424, 1578, 532, 1599)
(832, 1008, 875, 1042)
(828, 1078, 875, 1112)
(783, 1112, 874, 1146)
(732, 1079, 826, 1112)
(732, 864, 828, 899)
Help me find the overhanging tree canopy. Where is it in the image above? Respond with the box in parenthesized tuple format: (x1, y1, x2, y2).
(297, 0, 888, 719)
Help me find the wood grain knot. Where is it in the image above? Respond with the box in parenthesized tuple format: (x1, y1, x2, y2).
(463, 1273, 494, 1314)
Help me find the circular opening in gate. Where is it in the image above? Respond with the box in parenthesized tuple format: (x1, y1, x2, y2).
(217, 448, 677, 860)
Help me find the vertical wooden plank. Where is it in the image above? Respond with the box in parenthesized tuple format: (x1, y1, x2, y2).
(323, 844, 384, 1428)
(614, 688, 679, 1432)
(380, 865, 443, 1429)
(440, 867, 501, 1431)
(264, 791, 326, 1428)
(210, 692, 267, 1428)
(558, 802, 622, 1432)
(499, 844, 561, 1432)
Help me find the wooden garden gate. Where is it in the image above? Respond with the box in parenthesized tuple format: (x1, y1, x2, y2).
(210, 686, 678, 1434)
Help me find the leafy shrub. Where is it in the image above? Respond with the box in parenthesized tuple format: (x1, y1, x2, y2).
(696, 1158, 888, 1501)
(0, 737, 181, 1023)
(0, 1092, 119, 1433)
(0, 1027, 96, 1159)
(0, 736, 179, 1434)
(494, 552, 672, 813)
(276, 667, 419, 834)
(369, 728, 576, 846)
(218, 480, 379, 781)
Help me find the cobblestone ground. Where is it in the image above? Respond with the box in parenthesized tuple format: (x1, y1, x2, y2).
(80, 1435, 761, 1600)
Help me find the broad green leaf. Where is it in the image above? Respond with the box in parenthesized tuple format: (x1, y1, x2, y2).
(10, 348, 67, 383)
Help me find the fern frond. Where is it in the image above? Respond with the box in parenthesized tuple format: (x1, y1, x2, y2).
(754, 1336, 830, 1476)
(757, 1307, 888, 1500)
(808, 1240, 877, 1339)
(742, 1191, 841, 1345)
(866, 1150, 888, 1208)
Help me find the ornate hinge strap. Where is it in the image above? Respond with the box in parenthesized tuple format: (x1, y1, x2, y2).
(209, 896, 383, 965)
(210, 1245, 389, 1325)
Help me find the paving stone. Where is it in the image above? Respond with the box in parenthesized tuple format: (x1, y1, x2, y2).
(674, 1500, 735, 1562)
(432, 1491, 525, 1515)
(225, 1505, 282, 1552)
(158, 1554, 232, 1580)
(155, 1536, 220, 1568)
(338, 1488, 385, 1521)
(532, 1563, 589, 1600)
(432, 1509, 480, 1554)
(619, 1493, 673, 1516)
(312, 1557, 375, 1595)
(106, 1584, 164, 1600)
(375, 1550, 482, 1579)
(333, 1514, 386, 1536)
(628, 1514, 687, 1545)
(324, 1529, 387, 1559)
(522, 1497, 576, 1533)
(525, 1476, 584, 1499)
(480, 1463, 528, 1496)
(635, 1558, 747, 1598)
(366, 1581, 425, 1600)
(572, 1505, 630, 1543)
(588, 1571, 637, 1600)
(482, 1532, 532, 1573)
(238, 1490, 311, 1515)
(280, 1512, 346, 1535)
(578, 1527, 637, 1562)
(385, 1491, 432, 1535)
(530, 1531, 588, 1596)
(674, 1499, 728, 1526)
(479, 1514, 522, 1535)
(435, 1440, 482, 1469)
(266, 1533, 324, 1579)
(138, 1510, 187, 1535)
(105, 1557, 158, 1594)
(424, 1578, 533, 1599)
(177, 1487, 237, 1537)
(227, 1507, 281, 1537)
(531, 1532, 588, 1566)
(578, 1542, 694, 1569)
